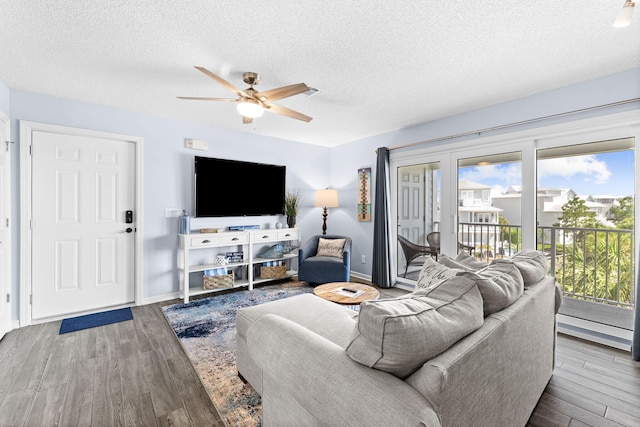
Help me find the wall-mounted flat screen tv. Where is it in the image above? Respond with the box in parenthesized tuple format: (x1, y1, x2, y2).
(194, 156, 286, 217)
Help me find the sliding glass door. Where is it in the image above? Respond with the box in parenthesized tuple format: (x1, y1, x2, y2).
(536, 137, 635, 330)
(389, 113, 639, 348)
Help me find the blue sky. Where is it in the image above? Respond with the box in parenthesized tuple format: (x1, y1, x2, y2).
(459, 150, 634, 197)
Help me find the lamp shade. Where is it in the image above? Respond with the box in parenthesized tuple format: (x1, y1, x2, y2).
(237, 98, 264, 118)
(315, 189, 339, 208)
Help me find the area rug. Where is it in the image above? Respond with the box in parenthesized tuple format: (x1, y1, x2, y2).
(59, 307, 133, 334)
(161, 281, 314, 427)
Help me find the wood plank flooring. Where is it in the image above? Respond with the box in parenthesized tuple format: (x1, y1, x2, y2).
(0, 303, 224, 427)
(0, 285, 638, 426)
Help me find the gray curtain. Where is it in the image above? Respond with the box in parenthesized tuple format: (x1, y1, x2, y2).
(372, 147, 395, 288)
(633, 248, 640, 360)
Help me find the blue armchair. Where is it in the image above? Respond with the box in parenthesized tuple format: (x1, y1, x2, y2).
(297, 235, 351, 284)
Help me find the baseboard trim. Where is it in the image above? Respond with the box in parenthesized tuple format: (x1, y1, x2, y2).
(557, 314, 632, 352)
(142, 292, 181, 305)
(349, 271, 371, 282)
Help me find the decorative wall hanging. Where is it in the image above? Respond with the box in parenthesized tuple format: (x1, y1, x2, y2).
(358, 167, 371, 222)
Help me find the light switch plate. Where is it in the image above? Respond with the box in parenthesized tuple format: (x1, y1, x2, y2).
(165, 208, 180, 218)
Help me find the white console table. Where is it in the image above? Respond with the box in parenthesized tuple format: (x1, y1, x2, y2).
(178, 228, 300, 303)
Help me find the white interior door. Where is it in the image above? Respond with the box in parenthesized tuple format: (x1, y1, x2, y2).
(30, 130, 136, 320)
(397, 166, 425, 243)
(0, 112, 11, 338)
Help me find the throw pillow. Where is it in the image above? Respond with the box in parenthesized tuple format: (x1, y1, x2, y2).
(459, 262, 524, 315)
(492, 249, 548, 287)
(316, 238, 346, 258)
(455, 252, 489, 270)
(346, 276, 484, 379)
(439, 253, 487, 272)
(416, 257, 461, 290)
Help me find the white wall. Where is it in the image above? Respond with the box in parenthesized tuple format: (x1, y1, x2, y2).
(8, 89, 330, 319)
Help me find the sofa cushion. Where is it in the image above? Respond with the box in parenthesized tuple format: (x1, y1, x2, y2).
(439, 253, 487, 272)
(237, 293, 357, 347)
(416, 257, 462, 290)
(346, 276, 484, 379)
(492, 249, 548, 287)
(316, 238, 346, 258)
(459, 262, 524, 315)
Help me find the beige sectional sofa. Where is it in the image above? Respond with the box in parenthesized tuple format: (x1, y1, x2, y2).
(236, 250, 562, 427)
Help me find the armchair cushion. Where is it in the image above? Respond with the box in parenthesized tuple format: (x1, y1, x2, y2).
(316, 238, 346, 258)
(298, 235, 351, 284)
(346, 276, 484, 379)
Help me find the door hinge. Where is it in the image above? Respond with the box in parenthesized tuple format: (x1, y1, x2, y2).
(29, 145, 32, 155)
(30, 294, 32, 305)
(5, 218, 8, 228)
(4, 141, 8, 152)
(5, 293, 9, 303)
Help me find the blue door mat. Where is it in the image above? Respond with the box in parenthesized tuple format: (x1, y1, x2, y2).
(59, 307, 133, 334)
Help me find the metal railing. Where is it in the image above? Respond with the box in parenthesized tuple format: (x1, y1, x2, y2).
(458, 222, 635, 308)
(458, 222, 522, 262)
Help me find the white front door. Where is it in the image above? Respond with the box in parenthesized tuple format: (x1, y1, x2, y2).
(30, 129, 136, 320)
(0, 112, 11, 338)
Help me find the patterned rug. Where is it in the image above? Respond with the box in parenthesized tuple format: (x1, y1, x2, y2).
(161, 281, 314, 427)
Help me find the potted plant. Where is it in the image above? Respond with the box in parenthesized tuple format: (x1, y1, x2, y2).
(285, 190, 302, 228)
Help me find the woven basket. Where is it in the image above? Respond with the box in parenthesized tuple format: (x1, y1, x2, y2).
(260, 265, 287, 279)
(203, 273, 234, 290)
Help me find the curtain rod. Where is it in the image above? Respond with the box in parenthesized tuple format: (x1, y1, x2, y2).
(381, 98, 640, 153)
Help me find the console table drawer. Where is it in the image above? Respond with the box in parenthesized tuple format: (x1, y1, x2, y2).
(189, 236, 221, 247)
(220, 233, 249, 244)
(277, 229, 299, 240)
(253, 231, 279, 242)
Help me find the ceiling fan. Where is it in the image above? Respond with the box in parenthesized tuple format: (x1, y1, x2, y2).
(178, 66, 314, 124)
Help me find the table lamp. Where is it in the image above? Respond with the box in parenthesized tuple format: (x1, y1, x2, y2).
(315, 189, 339, 234)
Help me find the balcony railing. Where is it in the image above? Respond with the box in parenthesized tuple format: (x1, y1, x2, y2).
(458, 222, 635, 308)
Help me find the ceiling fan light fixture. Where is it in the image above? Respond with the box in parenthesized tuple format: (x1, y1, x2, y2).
(237, 98, 264, 118)
(613, 0, 635, 27)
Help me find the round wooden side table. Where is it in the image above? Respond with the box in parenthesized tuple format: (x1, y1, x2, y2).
(313, 282, 379, 309)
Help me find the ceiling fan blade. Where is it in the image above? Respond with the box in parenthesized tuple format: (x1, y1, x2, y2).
(193, 66, 250, 98)
(264, 103, 313, 122)
(177, 96, 237, 102)
(242, 116, 253, 124)
(255, 83, 310, 102)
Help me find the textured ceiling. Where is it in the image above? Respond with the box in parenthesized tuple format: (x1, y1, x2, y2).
(1, 1, 639, 147)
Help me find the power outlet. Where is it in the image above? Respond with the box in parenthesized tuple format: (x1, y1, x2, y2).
(361, 254, 366, 264)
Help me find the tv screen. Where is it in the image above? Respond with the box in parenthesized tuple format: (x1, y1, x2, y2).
(194, 156, 286, 217)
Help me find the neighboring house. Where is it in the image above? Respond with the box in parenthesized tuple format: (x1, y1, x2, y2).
(492, 186, 577, 227)
(537, 187, 576, 227)
(492, 186, 619, 227)
(457, 179, 502, 251)
(457, 179, 502, 224)
(577, 195, 613, 225)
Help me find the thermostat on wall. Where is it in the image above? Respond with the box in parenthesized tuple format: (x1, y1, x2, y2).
(185, 138, 209, 151)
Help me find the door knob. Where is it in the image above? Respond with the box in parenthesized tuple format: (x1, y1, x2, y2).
(121, 228, 133, 233)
